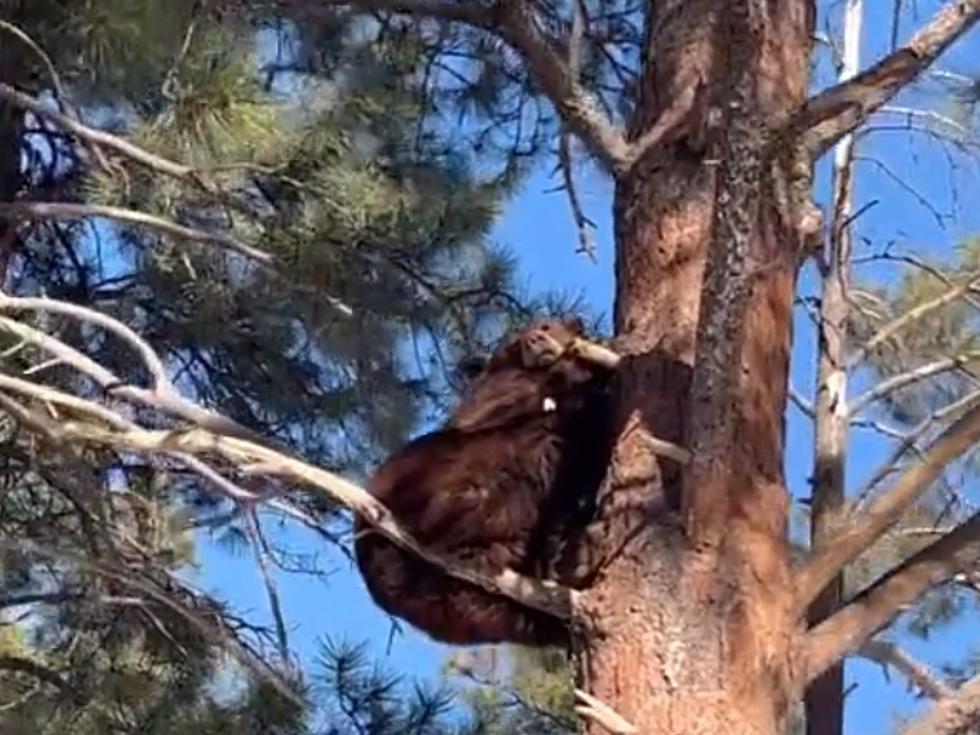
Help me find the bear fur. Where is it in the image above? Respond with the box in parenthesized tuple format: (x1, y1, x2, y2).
(353, 318, 614, 646)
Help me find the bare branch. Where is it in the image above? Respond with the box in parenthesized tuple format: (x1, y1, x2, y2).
(555, 133, 597, 261)
(0, 388, 573, 620)
(0, 301, 258, 440)
(313, 0, 632, 171)
(0, 21, 112, 172)
(805, 512, 980, 684)
(0, 82, 194, 179)
(796, 402, 980, 611)
(0, 374, 323, 552)
(790, 385, 816, 418)
(900, 674, 980, 735)
(244, 509, 291, 665)
(854, 389, 980, 504)
(0, 201, 272, 264)
(848, 275, 980, 369)
(783, 1, 980, 158)
(849, 352, 980, 415)
(859, 639, 954, 700)
(566, 336, 622, 370)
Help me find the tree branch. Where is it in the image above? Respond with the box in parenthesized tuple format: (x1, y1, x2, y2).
(859, 639, 953, 700)
(313, 0, 632, 171)
(795, 401, 980, 612)
(0, 82, 193, 180)
(783, 0, 980, 158)
(853, 388, 980, 504)
(0, 293, 575, 621)
(849, 352, 980, 416)
(0, 201, 272, 264)
(40, 418, 575, 620)
(804, 511, 980, 684)
(900, 674, 980, 735)
(848, 274, 980, 369)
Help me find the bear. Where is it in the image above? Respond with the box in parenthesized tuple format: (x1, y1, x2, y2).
(353, 318, 615, 646)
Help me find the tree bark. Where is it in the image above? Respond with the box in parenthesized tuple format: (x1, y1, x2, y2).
(570, 2, 815, 733)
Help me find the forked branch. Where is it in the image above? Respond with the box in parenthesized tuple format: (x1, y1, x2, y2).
(804, 511, 980, 683)
(796, 402, 980, 611)
(784, 0, 980, 157)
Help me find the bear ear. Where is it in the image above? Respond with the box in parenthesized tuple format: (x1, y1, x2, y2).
(565, 316, 585, 335)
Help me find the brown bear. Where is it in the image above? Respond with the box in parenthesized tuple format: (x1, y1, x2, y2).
(354, 318, 615, 646)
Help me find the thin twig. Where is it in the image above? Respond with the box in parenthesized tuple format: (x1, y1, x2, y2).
(852, 388, 980, 506)
(0, 82, 193, 179)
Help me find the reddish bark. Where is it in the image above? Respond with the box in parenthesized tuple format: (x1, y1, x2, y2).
(570, 3, 814, 733)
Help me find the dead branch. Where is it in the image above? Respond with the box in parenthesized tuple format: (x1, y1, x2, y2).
(0, 300, 258, 440)
(853, 388, 980, 504)
(0, 21, 113, 173)
(0, 82, 193, 180)
(0, 201, 272, 264)
(0, 378, 320, 557)
(311, 0, 632, 171)
(848, 274, 980, 369)
(555, 132, 597, 261)
(859, 638, 954, 700)
(900, 674, 980, 735)
(0, 293, 574, 620)
(31, 417, 575, 620)
(849, 352, 980, 415)
(796, 401, 980, 612)
(244, 509, 291, 665)
(804, 511, 980, 683)
(783, 0, 980, 158)
(566, 336, 622, 370)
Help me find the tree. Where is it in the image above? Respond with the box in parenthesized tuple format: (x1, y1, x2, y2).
(0, 0, 575, 726)
(3, 1, 980, 735)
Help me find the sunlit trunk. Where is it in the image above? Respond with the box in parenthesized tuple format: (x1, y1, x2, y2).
(570, 2, 815, 732)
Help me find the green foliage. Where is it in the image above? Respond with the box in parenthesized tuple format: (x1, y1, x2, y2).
(0, 0, 602, 728)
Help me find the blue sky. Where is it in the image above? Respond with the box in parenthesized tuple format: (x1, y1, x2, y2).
(188, 5, 980, 733)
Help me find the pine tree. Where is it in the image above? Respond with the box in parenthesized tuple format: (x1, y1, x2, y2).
(0, 1, 582, 727)
(4, 2, 980, 735)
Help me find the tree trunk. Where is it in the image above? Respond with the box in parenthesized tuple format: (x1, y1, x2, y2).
(805, 2, 862, 731)
(571, 3, 815, 733)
